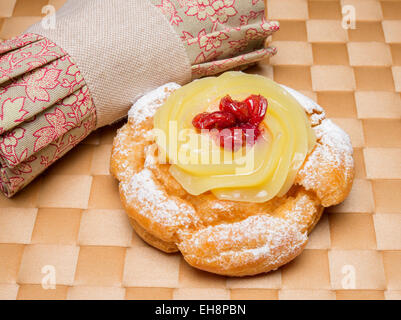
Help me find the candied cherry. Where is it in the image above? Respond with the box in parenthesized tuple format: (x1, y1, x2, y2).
(219, 95, 250, 122)
(245, 95, 268, 125)
(192, 94, 268, 150)
(192, 111, 236, 130)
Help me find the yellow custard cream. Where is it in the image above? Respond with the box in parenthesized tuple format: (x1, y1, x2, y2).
(154, 72, 316, 203)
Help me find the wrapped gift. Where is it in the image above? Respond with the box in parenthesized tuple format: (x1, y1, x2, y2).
(0, 0, 278, 197)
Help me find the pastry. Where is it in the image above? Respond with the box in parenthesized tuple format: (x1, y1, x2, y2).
(111, 72, 354, 276)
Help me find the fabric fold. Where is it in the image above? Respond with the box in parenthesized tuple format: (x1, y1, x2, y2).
(150, 0, 278, 75)
(0, 37, 66, 87)
(0, 85, 96, 197)
(0, 34, 43, 55)
(0, 86, 90, 169)
(192, 47, 277, 78)
(0, 44, 84, 133)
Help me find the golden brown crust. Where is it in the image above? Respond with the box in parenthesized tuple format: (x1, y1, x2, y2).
(178, 215, 308, 276)
(110, 84, 354, 277)
(295, 128, 355, 207)
(129, 217, 178, 253)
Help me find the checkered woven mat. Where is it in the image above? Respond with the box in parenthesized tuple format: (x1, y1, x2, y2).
(0, 0, 400, 300)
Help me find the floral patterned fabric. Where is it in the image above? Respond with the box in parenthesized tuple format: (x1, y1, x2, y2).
(0, 56, 87, 168)
(0, 0, 277, 197)
(0, 35, 96, 197)
(151, 0, 279, 78)
(0, 97, 96, 197)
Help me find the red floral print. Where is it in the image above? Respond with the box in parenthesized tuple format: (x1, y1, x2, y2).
(0, 97, 28, 125)
(61, 56, 84, 94)
(186, 0, 238, 31)
(0, 37, 65, 83)
(0, 57, 91, 169)
(39, 105, 96, 168)
(0, 127, 27, 167)
(14, 155, 36, 175)
(156, 0, 183, 26)
(7, 176, 24, 191)
(0, 40, 85, 135)
(76, 88, 93, 118)
(229, 28, 266, 53)
(17, 67, 62, 103)
(0, 34, 42, 55)
(152, 0, 278, 79)
(239, 10, 265, 26)
(194, 50, 223, 64)
(188, 29, 229, 51)
(33, 108, 73, 152)
(177, 0, 194, 6)
(192, 47, 277, 78)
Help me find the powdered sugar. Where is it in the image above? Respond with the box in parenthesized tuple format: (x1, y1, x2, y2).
(311, 119, 354, 177)
(297, 119, 354, 205)
(283, 194, 318, 232)
(210, 202, 232, 211)
(315, 119, 353, 154)
(281, 85, 326, 126)
(128, 82, 181, 126)
(181, 214, 307, 271)
(144, 144, 158, 169)
(121, 168, 196, 230)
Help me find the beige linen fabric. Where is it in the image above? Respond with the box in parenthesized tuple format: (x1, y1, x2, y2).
(27, 0, 192, 128)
